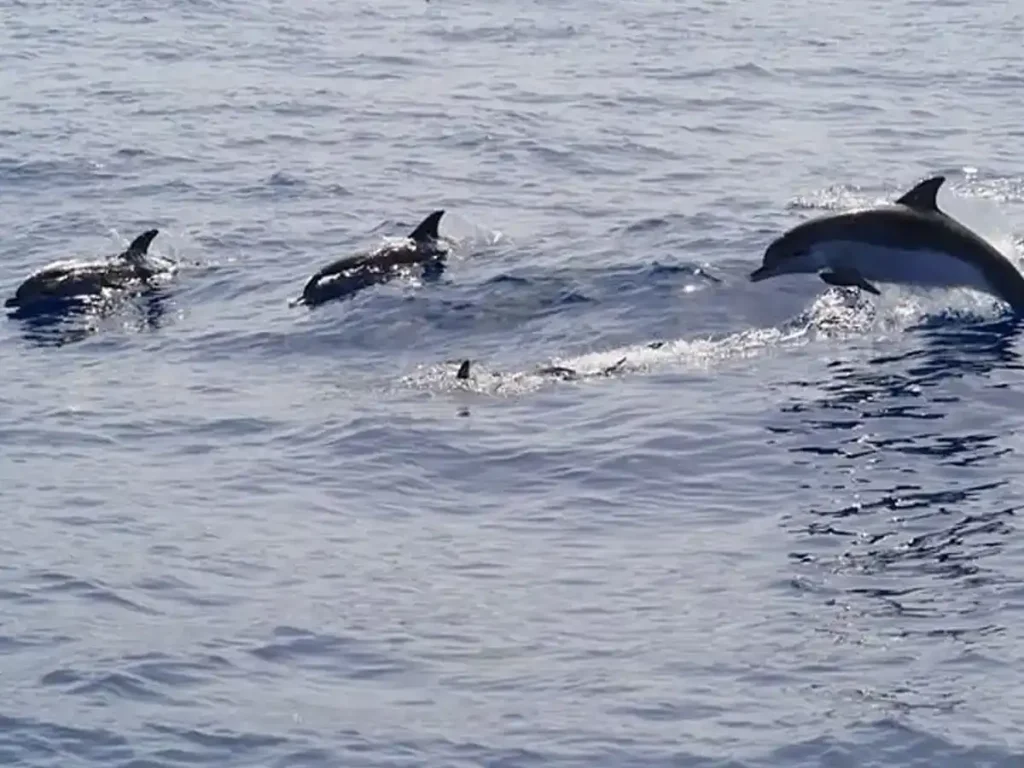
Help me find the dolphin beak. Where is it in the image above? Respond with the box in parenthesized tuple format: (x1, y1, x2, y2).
(749, 265, 773, 282)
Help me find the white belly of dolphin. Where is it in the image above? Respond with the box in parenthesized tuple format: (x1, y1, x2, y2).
(812, 240, 997, 293)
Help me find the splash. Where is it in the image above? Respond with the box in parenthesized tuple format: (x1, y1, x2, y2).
(404, 174, 1022, 397)
(403, 279, 1012, 398)
(370, 211, 503, 267)
(403, 289, 868, 396)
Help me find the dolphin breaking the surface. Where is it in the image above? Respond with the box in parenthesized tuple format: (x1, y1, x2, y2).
(750, 176, 1024, 312)
(5, 229, 164, 312)
(298, 210, 448, 307)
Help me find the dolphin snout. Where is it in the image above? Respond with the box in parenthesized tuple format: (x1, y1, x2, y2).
(749, 264, 773, 282)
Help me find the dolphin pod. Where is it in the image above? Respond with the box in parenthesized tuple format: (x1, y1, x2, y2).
(5, 211, 451, 315)
(6, 176, 1024, 373)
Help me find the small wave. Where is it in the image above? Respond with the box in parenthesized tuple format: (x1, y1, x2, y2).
(248, 626, 412, 680)
(129, 654, 229, 688)
(619, 213, 692, 234)
(429, 22, 581, 44)
(683, 62, 777, 80)
(133, 575, 236, 608)
(70, 672, 170, 703)
(0, 156, 118, 187)
(0, 713, 129, 764)
(29, 571, 159, 615)
(146, 723, 287, 752)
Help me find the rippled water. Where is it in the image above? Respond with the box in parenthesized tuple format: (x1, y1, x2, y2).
(3, 0, 1024, 765)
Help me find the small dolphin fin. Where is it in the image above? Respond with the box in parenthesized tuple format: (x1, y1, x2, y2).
(126, 229, 159, 256)
(895, 176, 945, 213)
(820, 269, 881, 295)
(601, 357, 628, 375)
(408, 211, 444, 243)
(456, 360, 471, 379)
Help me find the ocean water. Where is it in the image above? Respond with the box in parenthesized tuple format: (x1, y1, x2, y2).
(2, 0, 1024, 765)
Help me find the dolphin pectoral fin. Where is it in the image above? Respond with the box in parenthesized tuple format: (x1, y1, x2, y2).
(820, 269, 881, 295)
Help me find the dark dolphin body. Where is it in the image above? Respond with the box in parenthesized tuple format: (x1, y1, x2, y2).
(5, 229, 163, 313)
(749, 176, 1024, 312)
(299, 210, 448, 307)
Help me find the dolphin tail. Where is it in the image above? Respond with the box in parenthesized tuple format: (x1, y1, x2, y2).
(408, 211, 445, 243)
(126, 229, 160, 256)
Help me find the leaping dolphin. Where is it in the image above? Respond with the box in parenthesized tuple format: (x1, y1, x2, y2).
(749, 176, 1024, 312)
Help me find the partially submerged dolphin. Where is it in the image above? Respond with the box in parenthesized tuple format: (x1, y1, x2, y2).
(749, 176, 1024, 312)
(5, 229, 164, 312)
(298, 210, 448, 307)
(455, 357, 628, 382)
(453, 344, 670, 384)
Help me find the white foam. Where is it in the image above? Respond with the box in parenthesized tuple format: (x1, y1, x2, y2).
(403, 179, 1022, 398)
(400, 272, 1016, 398)
(400, 289, 869, 396)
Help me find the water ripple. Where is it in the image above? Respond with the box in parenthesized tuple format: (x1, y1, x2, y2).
(2, 0, 1024, 765)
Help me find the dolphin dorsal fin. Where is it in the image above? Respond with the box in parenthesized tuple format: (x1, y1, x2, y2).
(408, 210, 444, 243)
(895, 176, 945, 212)
(125, 229, 159, 257)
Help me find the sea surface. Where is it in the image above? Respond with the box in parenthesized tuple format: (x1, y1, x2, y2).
(2, 0, 1024, 765)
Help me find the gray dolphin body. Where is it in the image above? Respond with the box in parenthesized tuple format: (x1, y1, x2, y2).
(5, 229, 162, 311)
(299, 210, 448, 307)
(749, 176, 1024, 312)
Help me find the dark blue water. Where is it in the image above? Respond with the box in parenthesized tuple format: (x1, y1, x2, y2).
(3, 0, 1024, 765)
